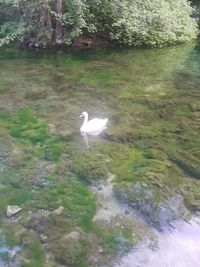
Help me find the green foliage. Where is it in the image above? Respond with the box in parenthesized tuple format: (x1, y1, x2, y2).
(0, 21, 25, 46)
(0, 0, 52, 47)
(61, 0, 96, 43)
(0, 0, 25, 46)
(0, 0, 198, 47)
(110, 0, 198, 47)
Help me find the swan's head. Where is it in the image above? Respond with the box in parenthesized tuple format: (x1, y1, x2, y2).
(79, 111, 88, 118)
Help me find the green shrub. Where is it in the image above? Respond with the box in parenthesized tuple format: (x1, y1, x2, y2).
(0, 0, 198, 48)
(110, 0, 198, 47)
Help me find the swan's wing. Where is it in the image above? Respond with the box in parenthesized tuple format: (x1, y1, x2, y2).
(87, 126, 107, 136)
(87, 118, 108, 128)
(85, 118, 108, 132)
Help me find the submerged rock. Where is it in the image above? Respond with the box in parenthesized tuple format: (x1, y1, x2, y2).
(49, 231, 89, 266)
(6, 206, 22, 217)
(53, 206, 64, 215)
(115, 182, 188, 230)
(48, 123, 57, 135)
(65, 231, 80, 240)
(28, 215, 62, 241)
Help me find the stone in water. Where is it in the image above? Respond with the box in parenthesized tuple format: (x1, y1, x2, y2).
(53, 206, 64, 215)
(7, 205, 22, 217)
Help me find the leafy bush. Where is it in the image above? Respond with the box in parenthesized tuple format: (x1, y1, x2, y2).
(110, 0, 198, 47)
(0, 0, 198, 47)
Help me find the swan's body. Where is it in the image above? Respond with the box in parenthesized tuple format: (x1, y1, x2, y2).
(80, 112, 108, 134)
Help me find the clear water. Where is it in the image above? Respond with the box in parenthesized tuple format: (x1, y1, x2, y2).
(117, 217, 200, 267)
(0, 43, 200, 267)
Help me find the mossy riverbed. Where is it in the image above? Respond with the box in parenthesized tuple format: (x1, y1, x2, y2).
(0, 43, 200, 266)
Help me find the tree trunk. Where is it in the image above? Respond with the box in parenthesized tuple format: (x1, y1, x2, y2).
(54, 0, 63, 44)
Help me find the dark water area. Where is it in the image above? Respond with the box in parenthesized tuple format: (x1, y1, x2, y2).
(0, 42, 200, 266)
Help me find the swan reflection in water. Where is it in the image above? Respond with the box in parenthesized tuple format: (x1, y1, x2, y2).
(81, 127, 107, 148)
(79, 111, 108, 148)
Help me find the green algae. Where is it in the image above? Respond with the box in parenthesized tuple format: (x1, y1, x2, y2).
(2, 232, 19, 248)
(67, 146, 108, 183)
(7, 108, 48, 143)
(95, 226, 135, 254)
(0, 183, 31, 217)
(0, 108, 64, 161)
(30, 177, 96, 231)
(22, 239, 45, 267)
(50, 237, 89, 267)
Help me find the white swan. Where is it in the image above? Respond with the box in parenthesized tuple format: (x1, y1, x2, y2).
(80, 111, 108, 135)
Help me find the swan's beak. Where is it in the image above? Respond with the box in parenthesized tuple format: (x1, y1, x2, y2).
(79, 114, 84, 118)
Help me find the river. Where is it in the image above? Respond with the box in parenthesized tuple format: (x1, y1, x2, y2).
(0, 43, 200, 266)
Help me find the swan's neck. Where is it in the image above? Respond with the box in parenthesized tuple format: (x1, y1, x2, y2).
(82, 113, 88, 127)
